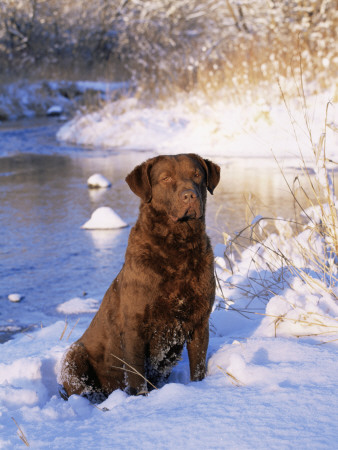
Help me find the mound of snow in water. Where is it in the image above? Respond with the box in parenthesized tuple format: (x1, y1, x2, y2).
(81, 207, 127, 229)
(57, 297, 99, 314)
(87, 173, 112, 189)
(8, 293, 24, 303)
(47, 105, 63, 116)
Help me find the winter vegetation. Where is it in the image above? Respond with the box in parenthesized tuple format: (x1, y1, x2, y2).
(215, 128, 338, 344)
(1, 0, 337, 97)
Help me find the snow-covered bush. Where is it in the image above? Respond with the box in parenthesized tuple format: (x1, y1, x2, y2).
(215, 117, 338, 342)
(113, 0, 338, 99)
(0, 1, 336, 100)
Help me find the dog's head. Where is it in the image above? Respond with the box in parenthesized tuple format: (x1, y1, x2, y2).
(126, 154, 220, 222)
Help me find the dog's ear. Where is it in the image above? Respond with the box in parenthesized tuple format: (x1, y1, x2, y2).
(189, 154, 221, 194)
(203, 158, 221, 194)
(125, 159, 153, 202)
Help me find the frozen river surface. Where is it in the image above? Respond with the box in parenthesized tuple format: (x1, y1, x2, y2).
(0, 118, 300, 339)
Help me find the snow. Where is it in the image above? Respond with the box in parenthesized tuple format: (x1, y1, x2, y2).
(81, 207, 128, 230)
(87, 173, 112, 189)
(56, 297, 99, 315)
(0, 80, 130, 121)
(57, 89, 337, 164)
(47, 105, 64, 117)
(8, 293, 24, 303)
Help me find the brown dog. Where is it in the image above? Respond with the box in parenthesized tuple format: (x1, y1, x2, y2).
(59, 153, 220, 400)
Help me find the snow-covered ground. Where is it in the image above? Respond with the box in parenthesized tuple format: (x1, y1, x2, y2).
(57, 87, 337, 163)
(1, 80, 337, 448)
(1, 196, 338, 448)
(0, 80, 129, 121)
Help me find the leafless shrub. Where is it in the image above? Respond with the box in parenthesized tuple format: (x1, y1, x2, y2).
(0, 1, 336, 98)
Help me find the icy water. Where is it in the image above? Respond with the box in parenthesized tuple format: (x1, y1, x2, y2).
(0, 118, 306, 341)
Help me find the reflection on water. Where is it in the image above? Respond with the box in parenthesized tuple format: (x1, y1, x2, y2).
(87, 229, 125, 249)
(0, 118, 331, 337)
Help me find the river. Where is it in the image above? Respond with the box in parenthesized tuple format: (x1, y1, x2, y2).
(0, 117, 309, 341)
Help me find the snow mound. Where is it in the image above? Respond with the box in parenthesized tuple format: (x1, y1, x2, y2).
(47, 105, 63, 116)
(56, 297, 100, 314)
(208, 337, 337, 390)
(81, 207, 127, 229)
(87, 173, 112, 189)
(8, 293, 24, 303)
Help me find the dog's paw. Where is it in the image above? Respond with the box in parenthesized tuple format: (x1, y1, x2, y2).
(58, 385, 69, 401)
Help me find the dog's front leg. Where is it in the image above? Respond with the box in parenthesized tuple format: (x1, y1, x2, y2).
(123, 334, 147, 395)
(187, 319, 209, 381)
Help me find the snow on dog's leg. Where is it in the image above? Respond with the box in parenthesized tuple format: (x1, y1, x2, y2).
(59, 342, 99, 398)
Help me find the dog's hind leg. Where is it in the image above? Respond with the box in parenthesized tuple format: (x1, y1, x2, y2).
(59, 342, 99, 398)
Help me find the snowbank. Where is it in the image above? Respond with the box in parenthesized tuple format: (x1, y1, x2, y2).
(57, 89, 337, 163)
(0, 80, 129, 121)
(1, 299, 338, 447)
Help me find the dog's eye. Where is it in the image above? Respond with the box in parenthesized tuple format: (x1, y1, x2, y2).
(161, 176, 172, 182)
(194, 171, 201, 179)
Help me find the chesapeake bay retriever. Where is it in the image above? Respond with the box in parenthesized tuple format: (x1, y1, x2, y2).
(59, 153, 220, 400)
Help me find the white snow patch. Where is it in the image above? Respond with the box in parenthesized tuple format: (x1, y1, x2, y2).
(57, 297, 99, 315)
(8, 293, 24, 303)
(0, 357, 41, 384)
(81, 207, 128, 229)
(47, 105, 63, 116)
(87, 173, 112, 189)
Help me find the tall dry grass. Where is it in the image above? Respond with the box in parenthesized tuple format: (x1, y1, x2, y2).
(216, 95, 337, 340)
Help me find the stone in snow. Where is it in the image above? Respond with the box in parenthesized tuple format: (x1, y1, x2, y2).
(8, 293, 24, 303)
(87, 173, 112, 189)
(81, 207, 127, 229)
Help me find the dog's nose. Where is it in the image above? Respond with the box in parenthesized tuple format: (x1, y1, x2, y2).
(181, 189, 197, 204)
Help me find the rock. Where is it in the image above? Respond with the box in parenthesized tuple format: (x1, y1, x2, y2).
(0, 107, 9, 121)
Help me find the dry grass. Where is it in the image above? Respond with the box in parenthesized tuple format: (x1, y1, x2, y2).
(216, 87, 337, 340)
(217, 365, 245, 387)
(11, 417, 30, 447)
(59, 319, 80, 341)
(110, 353, 158, 392)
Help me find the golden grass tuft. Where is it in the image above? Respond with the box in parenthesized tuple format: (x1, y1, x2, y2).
(11, 417, 30, 447)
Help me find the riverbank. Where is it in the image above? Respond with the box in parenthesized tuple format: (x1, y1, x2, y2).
(56, 86, 337, 164)
(0, 80, 130, 121)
